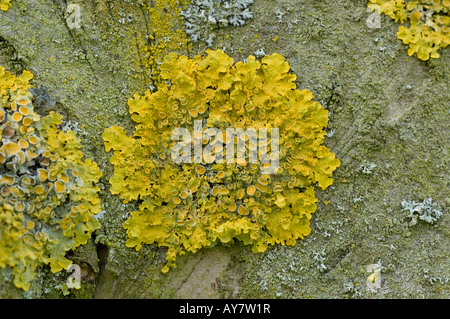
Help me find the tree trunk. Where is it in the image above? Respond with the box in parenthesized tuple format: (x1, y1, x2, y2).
(0, 0, 448, 299)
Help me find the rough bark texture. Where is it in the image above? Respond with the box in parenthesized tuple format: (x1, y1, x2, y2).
(0, 0, 448, 299)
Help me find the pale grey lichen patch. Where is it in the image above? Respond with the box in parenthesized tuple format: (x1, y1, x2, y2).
(93, 210, 106, 221)
(401, 198, 443, 226)
(254, 47, 266, 57)
(274, 9, 284, 23)
(361, 162, 377, 174)
(181, 0, 254, 46)
(312, 249, 327, 273)
(423, 268, 449, 286)
(61, 119, 88, 136)
(246, 245, 307, 297)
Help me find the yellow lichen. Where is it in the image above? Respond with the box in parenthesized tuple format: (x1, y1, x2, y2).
(0, 0, 11, 11)
(128, 0, 191, 88)
(103, 50, 340, 273)
(368, 0, 450, 60)
(0, 66, 102, 290)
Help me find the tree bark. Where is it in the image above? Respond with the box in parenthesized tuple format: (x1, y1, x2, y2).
(0, 0, 448, 299)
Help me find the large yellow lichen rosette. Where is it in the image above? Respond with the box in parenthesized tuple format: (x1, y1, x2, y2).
(103, 50, 340, 272)
(0, 66, 102, 290)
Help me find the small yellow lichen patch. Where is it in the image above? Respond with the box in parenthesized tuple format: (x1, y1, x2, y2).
(368, 0, 450, 60)
(0, 66, 102, 291)
(0, 0, 12, 11)
(129, 0, 191, 87)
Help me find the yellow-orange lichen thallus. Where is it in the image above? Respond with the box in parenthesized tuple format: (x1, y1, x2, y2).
(103, 50, 340, 273)
(0, 66, 102, 290)
(368, 0, 449, 60)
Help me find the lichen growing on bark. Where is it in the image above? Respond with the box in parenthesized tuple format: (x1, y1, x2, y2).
(0, 0, 11, 12)
(0, 66, 102, 291)
(0, 0, 448, 299)
(103, 49, 339, 272)
(368, 0, 450, 60)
